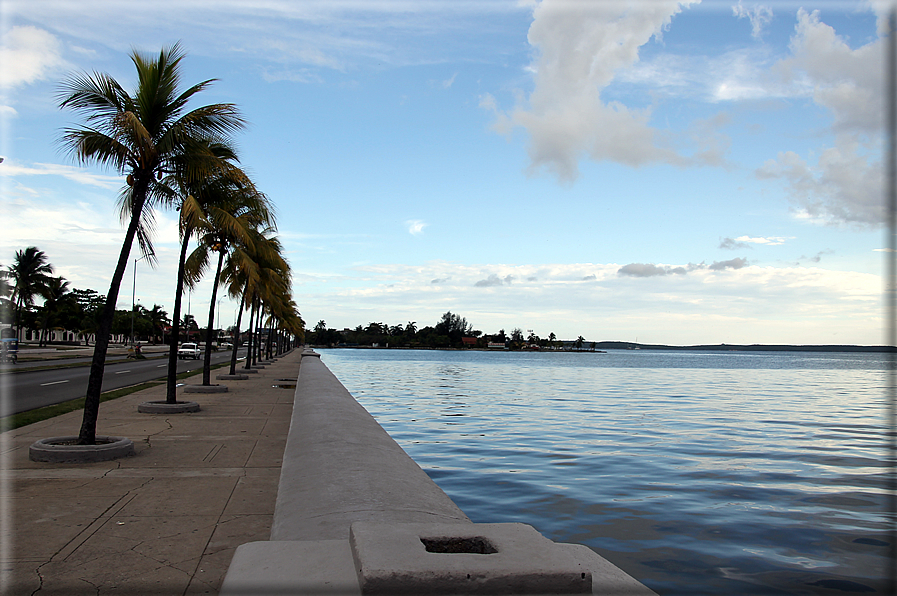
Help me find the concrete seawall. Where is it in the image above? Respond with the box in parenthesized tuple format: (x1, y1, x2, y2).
(270, 350, 471, 541)
(222, 349, 657, 595)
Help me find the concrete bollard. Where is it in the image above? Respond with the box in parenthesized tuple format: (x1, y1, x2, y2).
(221, 351, 657, 595)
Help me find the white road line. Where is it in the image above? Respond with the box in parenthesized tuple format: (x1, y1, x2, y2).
(40, 379, 70, 386)
(115, 370, 130, 374)
(157, 364, 166, 367)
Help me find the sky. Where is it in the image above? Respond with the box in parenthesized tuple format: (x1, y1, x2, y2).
(0, 0, 891, 345)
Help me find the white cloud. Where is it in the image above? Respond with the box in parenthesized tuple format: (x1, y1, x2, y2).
(1, 161, 122, 189)
(292, 260, 881, 344)
(756, 136, 883, 226)
(732, 1, 773, 39)
(0, 26, 67, 89)
(406, 219, 428, 236)
(775, 8, 883, 135)
(734, 236, 790, 246)
(486, 0, 699, 181)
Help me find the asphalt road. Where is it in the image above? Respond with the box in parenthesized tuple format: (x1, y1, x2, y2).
(6, 349, 249, 415)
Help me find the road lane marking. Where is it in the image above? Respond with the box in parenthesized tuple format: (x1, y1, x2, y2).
(115, 370, 131, 374)
(40, 380, 70, 386)
(157, 364, 166, 368)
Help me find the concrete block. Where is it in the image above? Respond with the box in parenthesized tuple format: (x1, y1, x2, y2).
(349, 522, 593, 595)
(220, 540, 361, 596)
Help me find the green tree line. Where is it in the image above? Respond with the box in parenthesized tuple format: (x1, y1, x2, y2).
(307, 311, 598, 351)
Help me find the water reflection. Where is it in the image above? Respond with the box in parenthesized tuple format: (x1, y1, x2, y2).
(321, 349, 891, 595)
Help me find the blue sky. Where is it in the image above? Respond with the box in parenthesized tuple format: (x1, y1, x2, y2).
(0, 0, 889, 345)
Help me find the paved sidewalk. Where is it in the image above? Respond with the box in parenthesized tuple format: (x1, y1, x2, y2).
(2, 351, 300, 595)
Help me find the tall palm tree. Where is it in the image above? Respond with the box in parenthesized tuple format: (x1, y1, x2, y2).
(221, 229, 287, 374)
(9, 247, 54, 339)
(58, 43, 245, 444)
(186, 184, 273, 385)
(161, 141, 250, 402)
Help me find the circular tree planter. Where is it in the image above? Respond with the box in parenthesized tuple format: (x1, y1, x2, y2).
(183, 384, 228, 394)
(217, 374, 249, 380)
(29, 436, 135, 463)
(137, 400, 201, 414)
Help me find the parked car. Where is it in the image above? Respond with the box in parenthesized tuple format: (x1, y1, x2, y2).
(219, 342, 233, 350)
(177, 342, 202, 359)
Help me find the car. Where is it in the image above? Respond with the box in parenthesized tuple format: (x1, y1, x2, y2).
(177, 342, 202, 359)
(219, 342, 233, 350)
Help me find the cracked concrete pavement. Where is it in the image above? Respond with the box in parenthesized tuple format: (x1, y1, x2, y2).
(2, 351, 300, 595)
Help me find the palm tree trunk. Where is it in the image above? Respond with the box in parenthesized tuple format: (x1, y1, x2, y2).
(265, 316, 275, 359)
(243, 295, 255, 371)
(229, 283, 247, 375)
(201, 250, 225, 385)
(78, 183, 148, 445)
(165, 229, 192, 403)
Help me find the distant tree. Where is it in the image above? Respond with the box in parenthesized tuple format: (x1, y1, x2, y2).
(548, 332, 557, 350)
(575, 336, 585, 350)
(314, 320, 327, 334)
(36, 276, 70, 346)
(9, 247, 53, 337)
(435, 311, 473, 347)
(147, 304, 169, 344)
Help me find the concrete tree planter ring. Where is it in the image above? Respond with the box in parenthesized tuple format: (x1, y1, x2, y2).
(217, 374, 249, 380)
(183, 384, 228, 394)
(29, 436, 135, 463)
(137, 400, 201, 414)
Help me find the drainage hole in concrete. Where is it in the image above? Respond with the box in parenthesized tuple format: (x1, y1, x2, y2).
(272, 384, 296, 389)
(421, 537, 497, 554)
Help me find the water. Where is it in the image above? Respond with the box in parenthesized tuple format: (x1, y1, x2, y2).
(318, 348, 894, 595)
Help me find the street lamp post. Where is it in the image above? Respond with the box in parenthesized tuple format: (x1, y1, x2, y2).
(130, 255, 149, 346)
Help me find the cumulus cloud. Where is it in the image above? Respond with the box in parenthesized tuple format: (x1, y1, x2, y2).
(0, 26, 67, 89)
(775, 9, 882, 135)
(732, 1, 773, 38)
(756, 136, 883, 226)
(475, 274, 515, 287)
(618, 263, 687, 277)
(406, 219, 428, 235)
(709, 257, 748, 270)
(750, 9, 884, 227)
(485, 0, 700, 181)
(719, 237, 750, 250)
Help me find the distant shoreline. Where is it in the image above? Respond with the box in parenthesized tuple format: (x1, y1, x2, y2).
(316, 343, 897, 353)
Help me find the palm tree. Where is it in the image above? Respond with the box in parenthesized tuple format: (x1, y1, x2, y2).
(9, 247, 54, 339)
(147, 304, 169, 344)
(186, 183, 273, 385)
(221, 229, 288, 374)
(37, 276, 70, 346)
(161, 140, 251, 402)
(57, 43, 245, 444)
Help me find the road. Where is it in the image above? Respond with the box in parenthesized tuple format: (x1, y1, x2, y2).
(6, 349, 249, 415)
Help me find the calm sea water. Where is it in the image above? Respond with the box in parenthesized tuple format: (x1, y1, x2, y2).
(318, 348, 894, 595)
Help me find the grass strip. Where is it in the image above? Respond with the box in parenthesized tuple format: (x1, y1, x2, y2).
(1, 361, 232, 431)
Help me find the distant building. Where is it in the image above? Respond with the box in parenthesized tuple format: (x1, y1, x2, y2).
(461, 337, 477, 348)
(487, 341, 507, 350)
